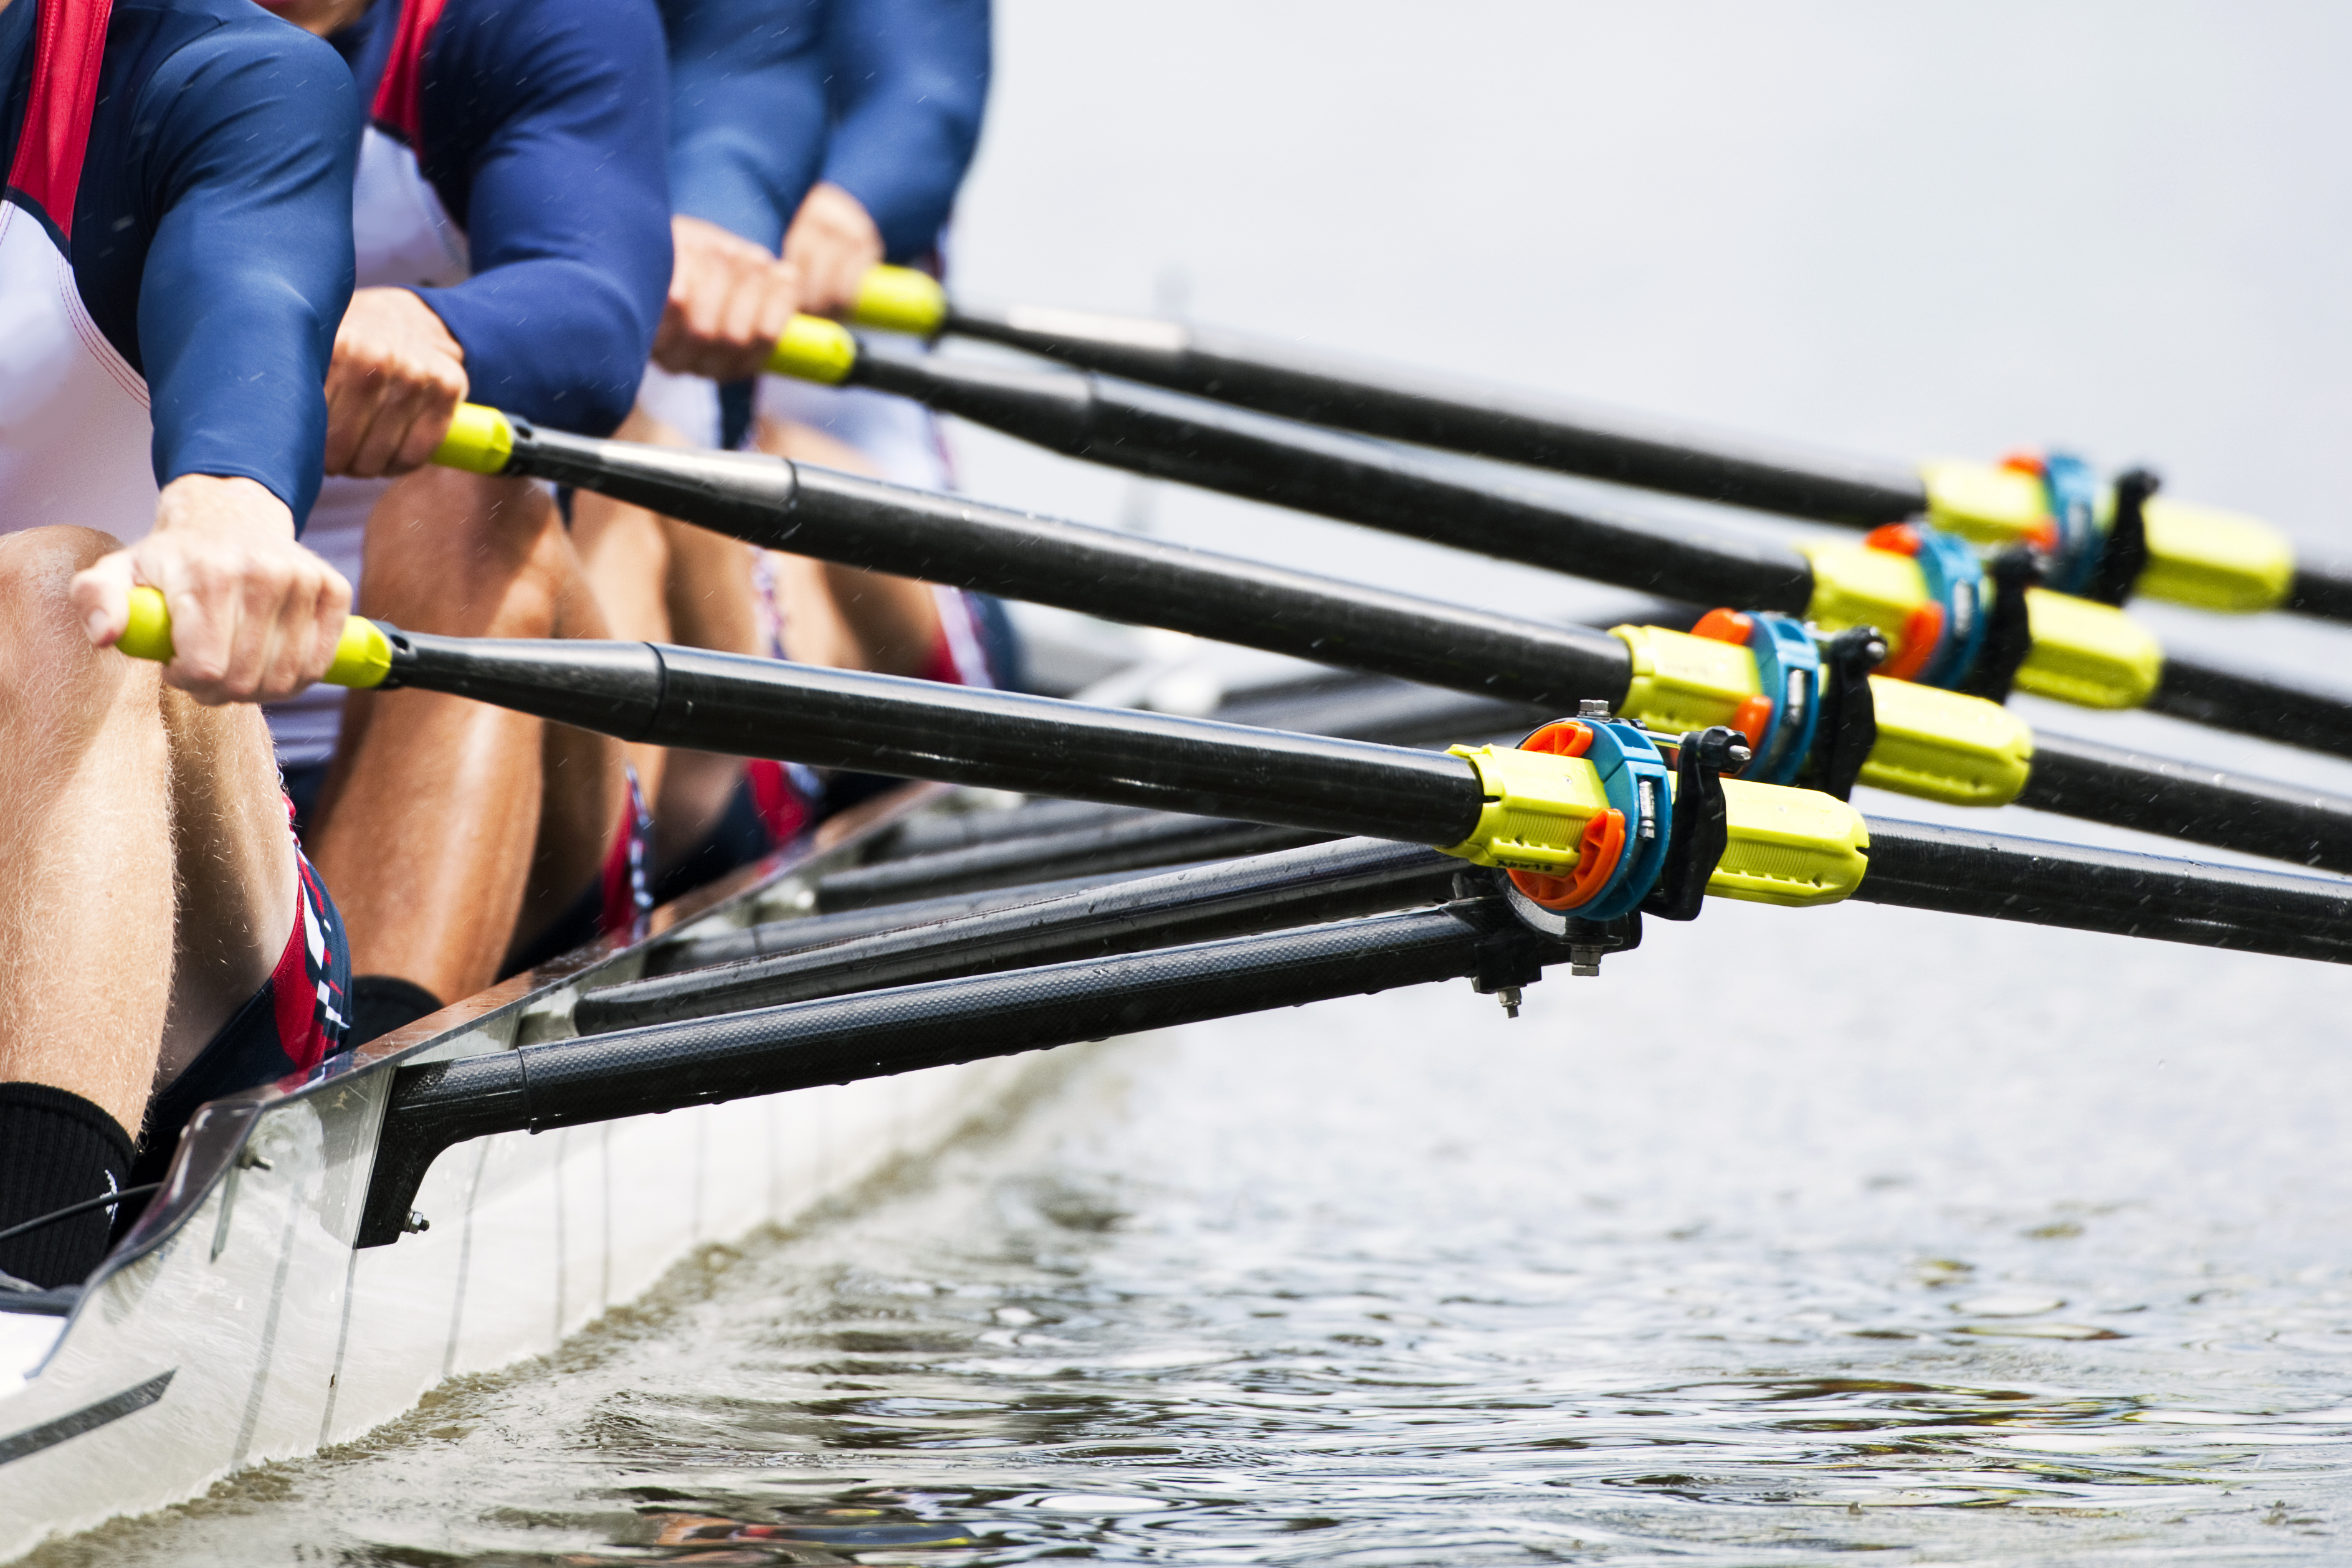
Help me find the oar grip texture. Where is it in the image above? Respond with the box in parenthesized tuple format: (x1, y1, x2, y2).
(117, 586, 394, 690)
(432, 403, 517, 474)
(849, 264, 950, 337)
(1437, 736, 1869, 910)
(768, 316, 858, 385)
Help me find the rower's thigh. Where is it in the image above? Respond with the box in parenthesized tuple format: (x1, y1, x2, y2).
(660, 515, 763, 656)
(158, 688, 297, 1071)
(358, 467, 561, 632)
(0, 527, 175, 1125)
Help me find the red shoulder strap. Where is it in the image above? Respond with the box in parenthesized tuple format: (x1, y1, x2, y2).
(7, 0, 114, 239)
(369, 0, 449, 145)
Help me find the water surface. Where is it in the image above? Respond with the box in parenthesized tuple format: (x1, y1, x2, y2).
(42, 896, 2352, 1563)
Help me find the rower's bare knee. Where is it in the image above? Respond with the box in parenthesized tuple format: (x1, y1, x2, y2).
(0, 526, 123, 646)
(0, 527, 154, 731)
(358, 467, 565, 637)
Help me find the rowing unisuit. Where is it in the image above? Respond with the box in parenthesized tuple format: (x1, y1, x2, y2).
(254, 0, 669, 1042)
(0, 0, 347, 541)
(268, 0, 671, 776)
(0, 0, 360, 1290)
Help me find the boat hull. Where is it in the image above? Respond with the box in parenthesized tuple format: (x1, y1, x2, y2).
(0, 789, 1052, 1558)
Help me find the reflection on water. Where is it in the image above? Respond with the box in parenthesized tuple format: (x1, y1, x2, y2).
(37, 902, 2352, 1564)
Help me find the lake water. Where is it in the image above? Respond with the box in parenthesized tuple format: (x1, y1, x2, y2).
(32, 4, 2352, 1562)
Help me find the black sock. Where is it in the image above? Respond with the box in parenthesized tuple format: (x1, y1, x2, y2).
(348, 974, 445, 1046)
(0, 1084, 135, 1291)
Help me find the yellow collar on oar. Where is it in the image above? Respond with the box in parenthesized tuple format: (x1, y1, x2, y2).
(118, 586, 394, 690)
(1439, 738, 1868, 910)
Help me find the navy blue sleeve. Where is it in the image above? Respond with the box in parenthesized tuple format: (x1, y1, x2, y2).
(411, 0, 673, 437)
(97, 5, 359, 525)
(819, 0, 989, 262)
(660, 0, 827, 253)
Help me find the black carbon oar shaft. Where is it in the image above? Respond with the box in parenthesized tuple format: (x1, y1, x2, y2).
(844, 341, 1816, 609)
(483, 417, 2352, 871)
(359, 814, 2352, 1245)
(2150, 657, 2352, 763)
(642, 863, 1213, 976)
(1222, 672, 2352, 877)
(941, 305, 2352, 632)
(576, 837, 1458, 1032)
(359, 906, 1496, 1245)
(812, 812, 1327, 910)
(379, 629, 1485, 848)
(943, 302, 1925, 529)
(497, 421, 1639, 711)
(2016, 731, 2352, 869)
(2287, 566, 2352, 622)
(823, 348, 2352, 763)
(1857, 817, 2352, 962)
(860, 344, 2352, 755)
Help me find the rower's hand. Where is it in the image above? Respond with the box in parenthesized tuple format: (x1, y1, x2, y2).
(325, 287, 469, 478)
(70, 475, 351, 704)
(782, 182, 884, 319)
(654, 215, 804, 381)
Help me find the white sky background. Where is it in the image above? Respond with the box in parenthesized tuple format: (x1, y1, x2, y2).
(948, 3, 2352, 562)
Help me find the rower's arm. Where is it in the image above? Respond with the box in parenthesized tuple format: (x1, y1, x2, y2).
(130, 14, 362, 527)
(407, 0, 674, 440)
(660, 0, 831, 256)
(817, 0, 991, 263)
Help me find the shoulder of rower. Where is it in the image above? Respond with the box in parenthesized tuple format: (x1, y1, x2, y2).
(39, 0, 356, 373)
(379, 0, 665, 216)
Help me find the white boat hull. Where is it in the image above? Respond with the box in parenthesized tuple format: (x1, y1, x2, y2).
(0, 791, 1049, 1558)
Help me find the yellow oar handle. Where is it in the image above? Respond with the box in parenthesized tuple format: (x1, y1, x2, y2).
(768, 315, 859, 384)
(432, 402, 517, 473)
(847, 265, 948, 336)
(767, 264, 946, 382)
(117, 586, 396, 690)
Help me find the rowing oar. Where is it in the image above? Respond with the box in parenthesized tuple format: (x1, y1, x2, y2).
(111, 589, 2352, 971)
(356, 807, 2352, 1248)
(754, 319, 2352, 767)
(117, 585, 1875, 920)
(844, 265, 2352, 624)
(417, 406, 2352, 875)
(809, 809, 1324, 908)
(576, 819, 2352, 1033)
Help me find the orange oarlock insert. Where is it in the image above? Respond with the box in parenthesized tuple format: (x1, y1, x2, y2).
(1877, 602, 1946, 682)
(1516, 719, 1595, 759)
(1690, 607, 1754, 645)
(1730, 693, 1774, 756)
(2024, 515, 2060, 551)
(1864, 523, 1922, 556)
(1501, 720, 1629, 911)
(1508, 807, 1627, 911)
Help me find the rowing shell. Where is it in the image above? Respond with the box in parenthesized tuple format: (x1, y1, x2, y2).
(0, 782, 1057, 1558)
